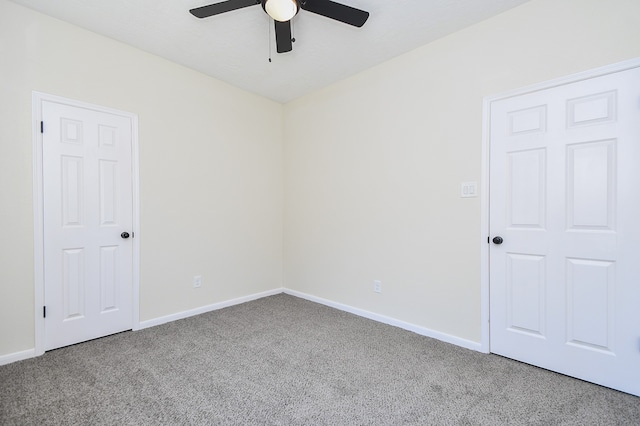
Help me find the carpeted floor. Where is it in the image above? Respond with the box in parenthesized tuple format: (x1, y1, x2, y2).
(1, 294, 638, 425)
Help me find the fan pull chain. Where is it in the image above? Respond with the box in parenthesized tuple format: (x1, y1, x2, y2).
(268, 19, 272, 63)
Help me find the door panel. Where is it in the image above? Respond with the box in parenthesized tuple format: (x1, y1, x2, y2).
(566, 140, 615, 230)
(489, 67, 640, 396)
(506, 253, 546, 337)
(507, 148, 546, 228)
(565, 258, 614, 352)
(43, 101, 133, 351)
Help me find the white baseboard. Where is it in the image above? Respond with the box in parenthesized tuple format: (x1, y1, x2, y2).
(283, 289, 483, 352)
(1, 287, 482, 366)
(0, 349, 36, 366)
(137, 287, 285, 330)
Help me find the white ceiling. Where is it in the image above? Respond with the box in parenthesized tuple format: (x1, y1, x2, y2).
(9, 0, 530, 103)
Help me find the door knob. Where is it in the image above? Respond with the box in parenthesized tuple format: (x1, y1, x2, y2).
(121, 232, 130, 239)
(492, 236, 503, 245)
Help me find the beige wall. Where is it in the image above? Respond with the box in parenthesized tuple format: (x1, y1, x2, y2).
(0, 0, 283, 356)
(283, 0, 640, 342)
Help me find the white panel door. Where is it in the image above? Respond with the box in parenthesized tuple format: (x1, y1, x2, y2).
(489, 67, 640, 396)
(43, 100, 133, 351)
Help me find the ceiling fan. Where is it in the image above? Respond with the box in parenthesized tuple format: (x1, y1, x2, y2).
(189, 0, 370, 54)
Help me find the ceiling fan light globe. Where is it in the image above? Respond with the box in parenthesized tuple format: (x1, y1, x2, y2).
(265, 0, 298, 22)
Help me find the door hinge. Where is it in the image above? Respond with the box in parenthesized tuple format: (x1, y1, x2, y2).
(487, 236, 490, 244)
(43, 306, 46, 318)
(132, 232, 135, 238)
(40, 121, 44, 134)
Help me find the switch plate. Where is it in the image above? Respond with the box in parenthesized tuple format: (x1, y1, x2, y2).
(460, 182, 478, 198)
(193, 275, 202, 288)
(373, 280, 382, 293)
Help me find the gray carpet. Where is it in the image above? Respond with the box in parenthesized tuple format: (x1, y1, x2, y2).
(1, 294, 638, 425)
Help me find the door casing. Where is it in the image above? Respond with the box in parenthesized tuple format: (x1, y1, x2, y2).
(32, 91, 141, 356)
(480, 57, 640, 354)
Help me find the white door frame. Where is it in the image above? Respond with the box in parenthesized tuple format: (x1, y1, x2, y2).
(480, 57, 640, 353)
(32, 91, 141, 356)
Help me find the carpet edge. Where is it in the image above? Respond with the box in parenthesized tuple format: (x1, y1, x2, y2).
(284, 288, 483, 352)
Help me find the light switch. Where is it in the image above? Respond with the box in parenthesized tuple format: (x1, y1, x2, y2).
(461, 182, 478, 198)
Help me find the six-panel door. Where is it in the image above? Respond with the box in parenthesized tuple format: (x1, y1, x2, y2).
(43, 101, 133, 351)
(489, 67, 640, 396)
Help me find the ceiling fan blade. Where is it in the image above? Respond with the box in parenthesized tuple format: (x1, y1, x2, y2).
(300, 0, 369, 27)
(189, 0, 259, 18)
(274, 20, 293, 53)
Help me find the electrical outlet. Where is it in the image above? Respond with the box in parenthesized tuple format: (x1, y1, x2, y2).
(373, 280, 382, 293)
(193, 275, 202, 288)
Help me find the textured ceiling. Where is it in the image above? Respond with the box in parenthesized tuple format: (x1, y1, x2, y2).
(9, 0, 530, 103)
